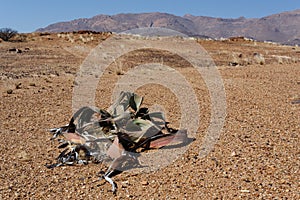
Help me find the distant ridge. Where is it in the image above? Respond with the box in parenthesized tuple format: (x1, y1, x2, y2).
(36, 10, 300, 45)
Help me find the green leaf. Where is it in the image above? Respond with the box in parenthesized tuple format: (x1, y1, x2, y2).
(132, 118, 153, 129)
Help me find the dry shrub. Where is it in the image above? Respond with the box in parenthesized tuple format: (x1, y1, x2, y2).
(253, 53, 265, 65)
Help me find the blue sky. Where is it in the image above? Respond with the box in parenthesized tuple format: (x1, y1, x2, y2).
(1, 0, 299, 33)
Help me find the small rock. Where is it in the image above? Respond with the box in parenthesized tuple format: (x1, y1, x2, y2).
(15, 82, 22, 89)
(240, 189, 250, 193)
(141, 180, 148, 186)
(73, 80, 79, 86)
(8, 48, 22, 53)
(7, 89, 13, 94)
(44, 78, 52, 83)
(229, 62, 239, 66)
(291, 99, 300, 104)
(121, 180, 129, 185)
(17, 151, 31, 161)
(29, 83, 36, 86)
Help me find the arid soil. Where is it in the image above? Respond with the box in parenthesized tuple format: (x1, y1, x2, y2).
(0, 33, 299, 199)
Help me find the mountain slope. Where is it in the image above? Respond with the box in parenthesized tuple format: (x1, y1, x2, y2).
(36, 10, 300, 45)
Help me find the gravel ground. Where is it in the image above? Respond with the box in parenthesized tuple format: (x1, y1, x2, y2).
(0, 33, 299, 199)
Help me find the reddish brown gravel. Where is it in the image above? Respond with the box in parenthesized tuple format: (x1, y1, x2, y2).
(0, 33, 299, 199)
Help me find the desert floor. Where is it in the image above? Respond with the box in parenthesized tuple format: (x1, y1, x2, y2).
(0, 33, 299, 199)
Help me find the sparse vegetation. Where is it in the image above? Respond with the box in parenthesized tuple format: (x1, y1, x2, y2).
(57, 32, 95, 43)
(14, 33, 27, 42)
(253, 53, 265, 65)
(272, 55, 298, 64)
(113, 60, 125, 75)
(0, 28, 18, 41)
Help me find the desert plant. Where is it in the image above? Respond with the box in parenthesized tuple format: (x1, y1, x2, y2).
(66, 33, 75, 43)
(46, 91, 188, 193)
(13, 33, 27, 42)
(113, 59, 124, 75)
(253, 53, 265, 65)
(0, 28, 18, 41)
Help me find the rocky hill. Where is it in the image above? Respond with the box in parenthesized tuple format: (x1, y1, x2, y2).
(37, 9, 300, 45)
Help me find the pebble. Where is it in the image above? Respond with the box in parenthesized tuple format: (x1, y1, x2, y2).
(15, 83, 22, 89)
(7, 89, 13, 94)
(141, 180, 149, 186)
(240, 189, 250, 193)
(231, 151, 237, 157)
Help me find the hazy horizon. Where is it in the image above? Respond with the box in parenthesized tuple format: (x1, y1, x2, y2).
(1, 0, 299, 33)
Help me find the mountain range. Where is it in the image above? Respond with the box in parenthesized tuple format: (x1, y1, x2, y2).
(36, 9, 300, 45)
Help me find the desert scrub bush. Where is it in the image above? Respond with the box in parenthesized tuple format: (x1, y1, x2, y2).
(66, 33, 75, 43)
(272, 55, 296, 64)
(14, 33, 27, 42)
(253, 53, 265, 65)
(0, 28, 18, 41)
(79, 35, 87, 43)
(57, 33, 67, 39)
(229, 52, 244, 66)
(114, 60, 124, 75)
(79, 34, 94, 43)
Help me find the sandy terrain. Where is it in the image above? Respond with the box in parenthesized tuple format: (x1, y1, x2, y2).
(0, 33, 299, 199)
